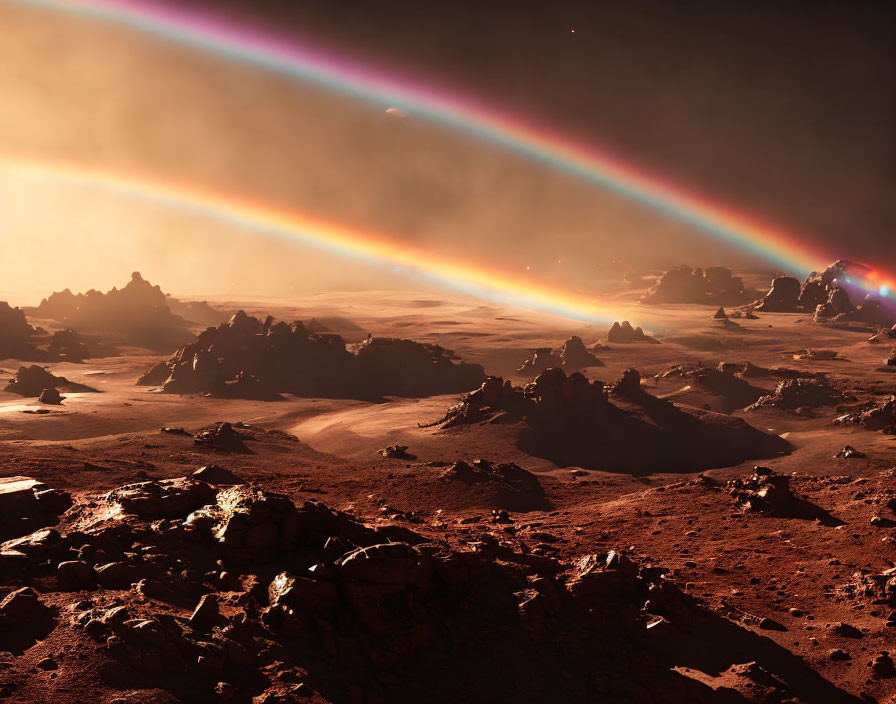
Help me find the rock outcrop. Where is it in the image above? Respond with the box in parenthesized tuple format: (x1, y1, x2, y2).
(3, 365, 97, 397)
(641, 265, 749, 305)
(0, 302, 37, 359)
(517, 336, 603, 375)
(747, 378, 842, 412)
(607, 320, 658, 343)
(435, 368, 789, 473)
(138, 311, 485, 400)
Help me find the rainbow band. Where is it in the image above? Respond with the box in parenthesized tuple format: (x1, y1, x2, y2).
(11, 0, 831, 276)
(2, 159, 630, 324)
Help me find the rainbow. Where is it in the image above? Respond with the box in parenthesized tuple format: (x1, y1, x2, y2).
(1, 158, 632, 324)
(10, 0, 835, 276)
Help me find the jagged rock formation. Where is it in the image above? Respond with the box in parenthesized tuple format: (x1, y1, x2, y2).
(747, 378, 842, 412)
(517, 336, 603, 375)
(726, 467, 842, 524)
(435, 368, 789, 473)
(656, 363, 765, 413)
(138, 311, 485, 400)
(29, 272, 198, 351)
(751, 261, 896, 326)
(0, 302, 100, 362)
(641, 265, 749, 305)
(607, 320, 658, 343)
(836, 397, 896, 433)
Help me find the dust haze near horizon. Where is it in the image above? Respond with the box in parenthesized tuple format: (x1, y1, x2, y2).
(0, 1, 855, 305)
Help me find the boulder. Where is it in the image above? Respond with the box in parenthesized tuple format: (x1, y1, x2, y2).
(755, 276, 801, 312)
(108, 478, 217, 519)
(0, 586, 50, 625)
(38, 388, 63, 405)
(194, 423, 252, 453)
(192, 465, 245, 485)
(336, 543, 426, 586)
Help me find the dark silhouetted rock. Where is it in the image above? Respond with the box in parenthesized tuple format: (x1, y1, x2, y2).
(0, 302, 37, 358)
(194, 423, 252, 453)
(138, 311, 484, 400)
(518, 336, 603, 375)
(47, 329, 90, 362)
(435, 368, 788, 474)
(755, 276, 801, 312)
(38, 388, 63, 405)
(4, 365, 97, 397)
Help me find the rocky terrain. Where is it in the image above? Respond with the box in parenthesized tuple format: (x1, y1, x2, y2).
(3, 278, 896, 703)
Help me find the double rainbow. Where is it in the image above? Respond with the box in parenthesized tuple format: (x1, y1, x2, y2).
(7, 0, 891, 311)
(10, 0, 834, 276)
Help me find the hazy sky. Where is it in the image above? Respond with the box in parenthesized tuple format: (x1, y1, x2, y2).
(1, 1, 893, 302)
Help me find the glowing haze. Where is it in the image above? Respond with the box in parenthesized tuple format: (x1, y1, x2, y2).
(3, 0, 888, 314)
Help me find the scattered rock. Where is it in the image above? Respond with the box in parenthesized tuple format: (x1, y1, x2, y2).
(378, 445, 414, 459)
(194, 423, 252, 453)
(835, 445, 865, 459)
(833, 621, 863, 638)
(38, 387, 63, 405)
(871, 652, 896, 679)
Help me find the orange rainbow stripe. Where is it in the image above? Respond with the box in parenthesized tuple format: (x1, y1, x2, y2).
(1, 158, 639, 325)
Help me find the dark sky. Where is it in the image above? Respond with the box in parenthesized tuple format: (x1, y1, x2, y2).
(192, 0, 895, 265)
